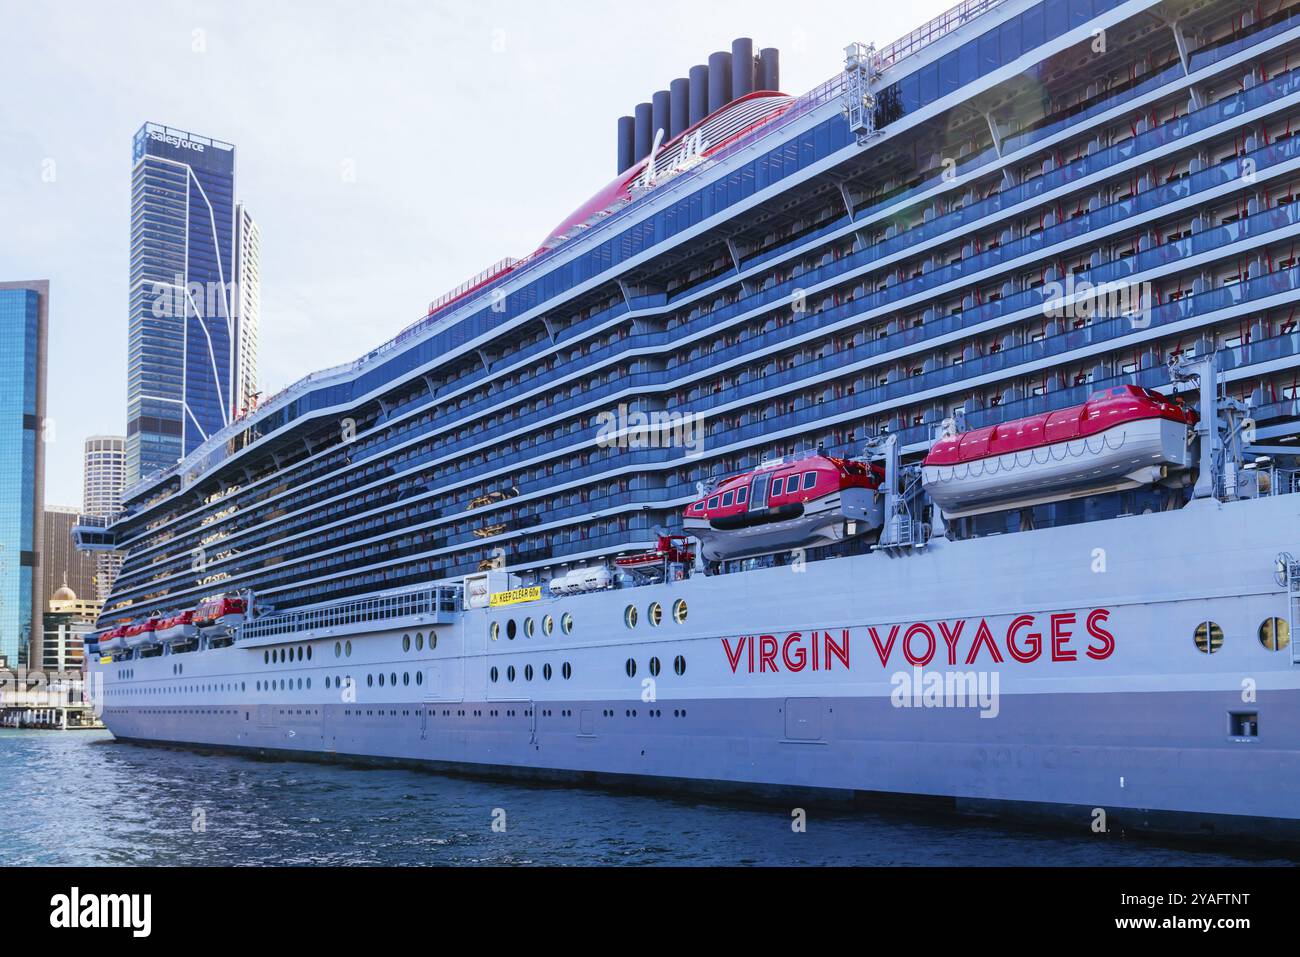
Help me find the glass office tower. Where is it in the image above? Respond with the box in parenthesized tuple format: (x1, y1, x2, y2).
(0, 281, 47, 669)
(126, 123, 239, 485)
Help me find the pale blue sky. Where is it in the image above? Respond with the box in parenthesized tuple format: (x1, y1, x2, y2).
(0, 0, 952, 506)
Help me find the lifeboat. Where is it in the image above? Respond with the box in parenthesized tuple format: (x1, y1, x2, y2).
(123, 618, 160, 650)
(922, 385, 1197, 519)
(156, 610, 198, 646)
(193, 595, 247, 637)
(550, 567, 615, 595)
(98, 627, 127, 654)
(684, 454, 885, 562)
(615, 535, 695, 581)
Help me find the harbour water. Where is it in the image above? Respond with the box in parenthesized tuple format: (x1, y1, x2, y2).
(0, 731, 1293, 867)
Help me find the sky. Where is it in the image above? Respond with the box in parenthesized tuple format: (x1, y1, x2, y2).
(0, 0, 955, 508)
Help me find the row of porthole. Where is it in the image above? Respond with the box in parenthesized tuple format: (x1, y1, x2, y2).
(265, 645, 313, 665)
(401, 633, 436, 652)
(625, 656, 687, 677)
(625, 600, 689, 629)
(1196, 619, 1293, 654)
(257, 678, 312, 691)
(489, 662, 574, 683)
(491, 613, 574, 641)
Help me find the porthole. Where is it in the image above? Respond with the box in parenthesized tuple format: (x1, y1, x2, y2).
(345, 640, 353, 658)
(624, 605, 639, 629)
(524, 664, 534, 681)
(403, 672, 410, 686)
(674, 655, 686, 676)
(649, 656, 661, 676)
(673, 599, 688, 624)
(562, 662, 573, 680)
(625, 658, 637, 678)
(561, 613, 574, 635)
(367, 674, 374, 687)
(415, 633, 424, 651)
(525, 617, 535, 639)
(391, 672, 397, 687)
(648, 602, 663, 627)
(378, 673, 386, 687)
(543, 663, 553, 681)
(416, 671, 424, 685)
(542, 615, 554, 636)
(264, 651, 269, 665)
(490, 622, 500, 641)
(403, 634, 411, 652)
(1194, 621, 1224, 654)
(507, 619, 518, 640)
(507, 665, 516, 682)
(1260, 618, 1291, 652)
(306, 646, 313, 661)
(429, 632, 437, 650)
(490, 666, 499, 683)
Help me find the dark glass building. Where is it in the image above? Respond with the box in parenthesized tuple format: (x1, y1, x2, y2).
(0, 281, 47, 668)
(127, 123, 240, 485)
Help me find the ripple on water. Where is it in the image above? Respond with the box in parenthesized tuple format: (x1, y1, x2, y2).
(0, 731, 1294, 866)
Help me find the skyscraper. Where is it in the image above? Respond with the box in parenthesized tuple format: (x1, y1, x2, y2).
(82, 435, 125, 602)
(0, 281, 47, 669)
(42, 506, 97, 604)
(126, 123, 241, 485)
(233, 203, 261, 416)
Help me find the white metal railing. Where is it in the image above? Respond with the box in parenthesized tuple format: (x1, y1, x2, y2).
(239, 585, 462, 643)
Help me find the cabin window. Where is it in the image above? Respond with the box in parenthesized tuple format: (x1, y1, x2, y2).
(803, 472, 818, 491)
(692, 503, 705, 512)
(737, 487, 748, 505)
(648, 602, 663, 626)
(625, 658, 637, 678)
(543, 663, 553, 681)
(506, 619, 517, 640)
(674, 655, 687, 676)
(543, 615, 554, 636)
(1260, 618, 1291, 651)
(707, 496, 720, 509)
(562, 613, 574, 635)
(673, 599, 689, 624)
(1194, 621, 1224, 654)
(490, 667, 499, 683)
(772, 478, 785, 496)
(524, 617, 536, 639)
(722, 492, 734, 507)
(490, 622, 500, 641)
(524, 665, 534, 682)
(624, 605, 639, 629)
(507, 666, 516, 682)
(649, 657, 662, 677)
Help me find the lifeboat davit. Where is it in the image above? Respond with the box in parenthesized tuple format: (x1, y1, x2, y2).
(98, 627, 128, 654)
(684, 455, 885, 562)
(615, 534, 695, 580)
(123, 618, 160, 650)
(193, 596, 247, 637)
(922, 385, 1197, 519)
(156, 610, 198, 646)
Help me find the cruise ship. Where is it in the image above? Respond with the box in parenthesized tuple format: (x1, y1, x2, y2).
(81, 0, 1300, 844)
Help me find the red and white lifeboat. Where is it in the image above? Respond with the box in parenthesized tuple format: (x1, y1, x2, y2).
(98, 626, 128, 654)
(123, 618, 161, 650)
(156, 610, 198, 646)
(615, 534, 695, 581)
(922, 385, 1197, 519)
(683, 454, 885, 562)
(193, 596, 247, 637)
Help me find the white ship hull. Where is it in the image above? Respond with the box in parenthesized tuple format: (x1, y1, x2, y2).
(87, 491, 1300, 844)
